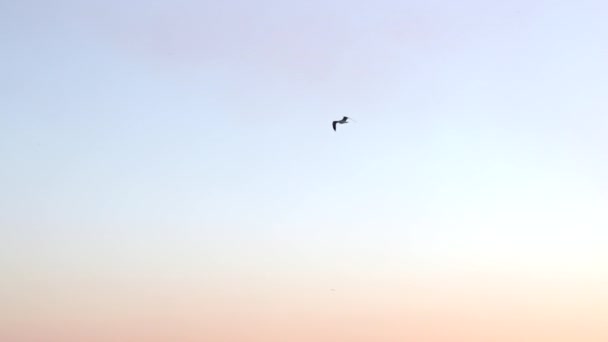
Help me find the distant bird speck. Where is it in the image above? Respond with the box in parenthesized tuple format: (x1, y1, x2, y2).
(332, 116, 354, 131)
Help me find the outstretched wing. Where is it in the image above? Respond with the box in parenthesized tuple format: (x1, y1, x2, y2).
(342, 116, 348, 121)
(332, 121, 337, 131)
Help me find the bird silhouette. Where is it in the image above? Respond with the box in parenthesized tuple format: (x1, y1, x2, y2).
(332, 116, 351, 131)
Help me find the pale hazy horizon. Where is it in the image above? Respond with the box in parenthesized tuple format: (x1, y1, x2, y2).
(2, 0, 608, 341)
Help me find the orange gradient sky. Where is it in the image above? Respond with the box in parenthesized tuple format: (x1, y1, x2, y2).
(2, 0, 608, 341)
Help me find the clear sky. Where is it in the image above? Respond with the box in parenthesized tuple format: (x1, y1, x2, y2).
(2, 0, 608, 341)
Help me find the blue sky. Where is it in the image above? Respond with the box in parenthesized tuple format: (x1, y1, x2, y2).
(1, 1, 608, 340)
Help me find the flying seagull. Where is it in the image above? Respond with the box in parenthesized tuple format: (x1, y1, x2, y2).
(332, 116, 353, 131)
